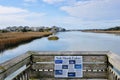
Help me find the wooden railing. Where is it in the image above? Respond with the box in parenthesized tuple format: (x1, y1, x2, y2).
(0, 52, 31, 80)
(0, 51, 120, 80)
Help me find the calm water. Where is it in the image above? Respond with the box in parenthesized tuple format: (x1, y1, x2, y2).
(0, 31, 120, 63)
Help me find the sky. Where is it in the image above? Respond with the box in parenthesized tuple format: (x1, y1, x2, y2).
(0, 0, 120, 29)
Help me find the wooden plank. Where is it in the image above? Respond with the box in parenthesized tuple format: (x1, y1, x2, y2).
(83, 56, 107, 62)
(32, 55, 107, 62)
(32, 51, 109, 56)
(32, 63, 107, 70)
(30, 71, 107, 79)
(83, 64, 107, 70)
(83, 72, 107, 79)
(29, 79, 107, 80)
(32, 63, 54, 70)
(29, 78, 107, 80)
(32, 56, 54, 62)
(30, 70, 54, 78)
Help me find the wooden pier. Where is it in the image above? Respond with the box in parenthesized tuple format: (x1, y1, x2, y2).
(0, 51, 120, 80)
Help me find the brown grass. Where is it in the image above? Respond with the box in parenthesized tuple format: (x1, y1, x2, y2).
(91, 30, 120, 33)
(82, 30, 120, 34)
(0, 32, 52, 51)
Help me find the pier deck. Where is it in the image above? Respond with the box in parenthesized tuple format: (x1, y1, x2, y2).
(0, 51, 120, 80)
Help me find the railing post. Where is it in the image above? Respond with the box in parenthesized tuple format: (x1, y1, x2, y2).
(107, 52, 120, 80)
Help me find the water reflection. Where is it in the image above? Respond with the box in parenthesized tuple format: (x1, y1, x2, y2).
(0, 31, 120, 63)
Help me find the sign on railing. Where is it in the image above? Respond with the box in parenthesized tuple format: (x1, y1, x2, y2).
(54, 56, 83, 78)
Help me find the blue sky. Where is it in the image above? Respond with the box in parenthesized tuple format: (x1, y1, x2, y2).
(0, 0, 120, 29)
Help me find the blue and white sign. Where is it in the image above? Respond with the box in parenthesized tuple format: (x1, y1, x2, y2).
(54, 56, 83, 78)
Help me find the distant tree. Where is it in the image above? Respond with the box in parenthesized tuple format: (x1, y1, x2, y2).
(0, 30, 2, 33)
(61, 28, 66, 32)
(39, 29, 44, 32)
(21, 27, 27, 32)
(106, 26, 120, 31)
(1, 30, 8, 33)
(43, 28, 51, 32)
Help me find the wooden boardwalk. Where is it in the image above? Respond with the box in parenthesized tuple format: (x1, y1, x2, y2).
(0, 51, 120, 80)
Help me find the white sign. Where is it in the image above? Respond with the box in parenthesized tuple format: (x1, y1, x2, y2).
(54, 56, 83, 78)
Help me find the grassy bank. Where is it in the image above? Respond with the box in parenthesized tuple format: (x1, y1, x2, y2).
(0, 32, 52, 51)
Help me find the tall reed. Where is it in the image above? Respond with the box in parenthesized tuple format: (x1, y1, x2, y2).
(0, 32, 51, 51)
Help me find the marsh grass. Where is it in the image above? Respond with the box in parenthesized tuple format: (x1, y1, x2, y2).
(48, 36, 59, 40)
(0, 32, 51, 51)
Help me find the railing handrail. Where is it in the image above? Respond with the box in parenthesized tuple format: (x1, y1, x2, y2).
(31, 51, 109, 56)
(107, 52, 120, 71)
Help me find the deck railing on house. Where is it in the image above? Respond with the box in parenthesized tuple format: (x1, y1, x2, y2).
(0, 51, 120, 80)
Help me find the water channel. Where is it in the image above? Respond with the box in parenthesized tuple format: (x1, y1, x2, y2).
(0, 31, 120, 63)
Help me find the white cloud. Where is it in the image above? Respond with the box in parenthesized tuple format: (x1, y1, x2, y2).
(24, 0, 37, 2)
(0, 5, 28, 14)
(43, 0, 65, 4)
(0, 0, 120, 29)
(60, 0, 120, 21)
(0, 5, 46, 28)
(43, 15, 120, 29)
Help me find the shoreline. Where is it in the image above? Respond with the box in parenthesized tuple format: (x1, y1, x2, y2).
(0, 32, 52, 52)
(81, 30, 120, 34)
